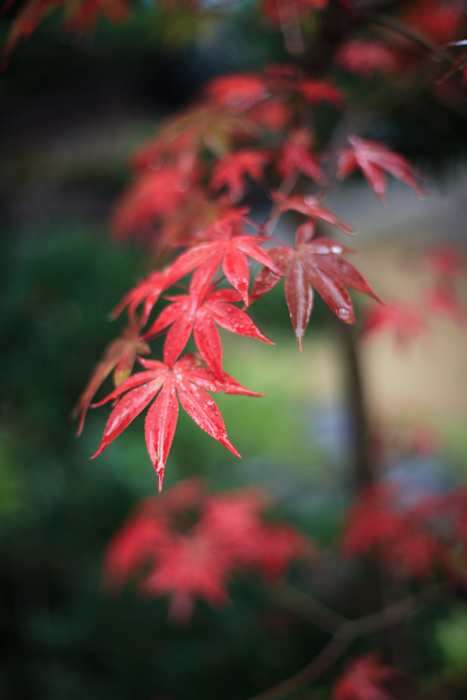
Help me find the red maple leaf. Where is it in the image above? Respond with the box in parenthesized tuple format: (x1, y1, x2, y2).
(271, 192, 355, 235)
(140, 530, 232, 621)
(247, 97, 293, 132)
(167, 212, 280, 305)
(91, 353, 263, 489)
(103, 481, 313, 621)
(336, 135, 425, 203)
(361, 301, 427, 345)
(2, 0, 128, 60)
(297, 78, 344, 107)
(342, 486, 407, 559)
(333, 654, 395, 700)
(277, 128, 327, 186)
(72, 321, 150, 436)
(196, 489, 312, 577)
(128, 128, 198, 173)
(110, 267, 175, 325)
(110, 165, 196, 240)
(251, 222, 379, 347)
(425, 243, 466, 277)
(102, 511, 169, 590)
(206, 73, 270, 110)
(342, 484, 448, 581)
(144, 280, 273, 380)
(102, 479, 205, 590)
(425, 284, 466, 325)
(335, 40, 405, 77)
(402, 0, 466, 46)
(240, 523, 312, 579)
(210, 149, 270, 201)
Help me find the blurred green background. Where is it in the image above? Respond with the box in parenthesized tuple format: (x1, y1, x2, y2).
(1, 5, 467, 699)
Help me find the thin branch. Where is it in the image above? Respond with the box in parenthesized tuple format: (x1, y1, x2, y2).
(250, 582, 447, 700)
(362, 12, 453, 64)
(354, 583, 447, 636)
(245, 629, 354, 700)
(267, 582, 348, 635)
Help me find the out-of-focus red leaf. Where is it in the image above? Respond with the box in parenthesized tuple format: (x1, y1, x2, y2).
(336, 135, 425, 203)
(241, 523, 312, 579)
(425, 243, 466, 277)
(247, 98, 293, 131)
(297, 78, 344, 107)
(110, 166, 195, 240)
(402, 0, 466, 46)
(102, 512, 167, 590)
(336, 40, 405, 77)
(110, 267, 174, 324)
(341, 484, 464, 582)
(103, 481, 313, 621)
(141, 531, 232, 621)
(277, 128, 327, 186)
(206, 73, 270, 110)
(271, 192, 355, 234)
(2, 0, 129, 60)
(333, 653, 395, 700)
(425, 285, 466, 325)
(361, 301, 427, 345)
(211, 149, 270, 200)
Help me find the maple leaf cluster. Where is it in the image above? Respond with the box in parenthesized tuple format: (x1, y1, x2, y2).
(343, 483, 467, 582)
(4, 0, 467, 93)
(69, 59, 432, 487)
(335, 0, 467, 89)
(1, 0, 130, 62)
(103, 479, 312, 621)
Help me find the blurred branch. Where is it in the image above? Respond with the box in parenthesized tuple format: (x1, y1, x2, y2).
(268, 581, 348, 634)
(253, 582, 447, 700)
(361, 12, 453, 64)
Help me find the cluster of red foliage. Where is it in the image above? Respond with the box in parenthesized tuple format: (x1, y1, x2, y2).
(343, 482, 467, 582)
(5, 1, 467, 695)
(68, 55, 434, 487)
(103, 479, 312, 621)
(333, 653, 395, 700)
(4, 0, 467, 82)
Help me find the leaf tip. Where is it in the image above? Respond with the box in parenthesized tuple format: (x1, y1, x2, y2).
(223, 438, 241, 458)
(156, 465, 165, 492)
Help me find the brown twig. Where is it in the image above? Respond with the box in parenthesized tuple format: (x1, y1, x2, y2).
(361, 12, 453, 64)
(246, 629, 354, 700)
(248, 582, 447, 700)
(267, 582, 348, 634)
